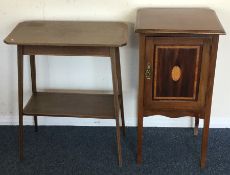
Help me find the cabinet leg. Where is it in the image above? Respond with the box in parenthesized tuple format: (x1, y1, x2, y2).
(194, 116, 199, 136)
(18, 46, 24, 160)
(137, 115, 143, 164)
(200, 36, 219, 168)
(115, 48, 125, 137)
(200, 115, 211, 168)
(111, 47, 122, 167)
(136, 34, 145, 165)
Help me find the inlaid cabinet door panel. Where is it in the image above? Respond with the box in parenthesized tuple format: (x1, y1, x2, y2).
(144, 37, 211, 112)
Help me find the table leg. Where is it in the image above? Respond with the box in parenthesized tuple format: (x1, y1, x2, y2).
(34, 115, 38, 132)
(115, 48, 125, 136)
(194, 116, 199, 136)
(18, 46, 24, 160)
(30, 55, 38, 132)
(110, 47, 122, 167)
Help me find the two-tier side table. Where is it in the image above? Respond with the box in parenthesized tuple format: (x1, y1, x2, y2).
(4, 21, 127, 166)
(135, 8, 225, 168)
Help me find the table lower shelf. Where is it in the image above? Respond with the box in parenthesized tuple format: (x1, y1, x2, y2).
(23, 92, 115, 119)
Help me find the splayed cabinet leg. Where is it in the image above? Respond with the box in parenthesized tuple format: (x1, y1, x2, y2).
(194, 116, 199, 136)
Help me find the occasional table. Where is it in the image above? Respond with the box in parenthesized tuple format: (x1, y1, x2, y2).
(4, 21, 127, 166)
(135, 8, 225, 168)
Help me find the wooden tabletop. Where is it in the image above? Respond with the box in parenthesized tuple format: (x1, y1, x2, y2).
(135, 8, 225, 35)
(4, 21, 128, 47)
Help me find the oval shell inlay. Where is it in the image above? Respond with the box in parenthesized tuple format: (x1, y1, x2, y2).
(171, 66, 181, 82)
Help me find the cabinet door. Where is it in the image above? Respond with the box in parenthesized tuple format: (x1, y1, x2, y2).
(144, 37, 211, 112)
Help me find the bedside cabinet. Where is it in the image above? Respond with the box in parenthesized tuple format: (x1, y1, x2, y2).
(135, 8, 225, 168)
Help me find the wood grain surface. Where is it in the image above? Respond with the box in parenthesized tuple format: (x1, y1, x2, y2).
(135, 8, 225, 35)
(23, 92, 115, 119)
(4, 21, 128, 47)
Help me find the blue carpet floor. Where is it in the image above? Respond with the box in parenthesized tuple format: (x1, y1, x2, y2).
(0, 126, 229, 175)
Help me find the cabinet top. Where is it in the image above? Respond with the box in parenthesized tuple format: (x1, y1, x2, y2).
(4, 21, 128, 47)
(135, 8, 225, 35)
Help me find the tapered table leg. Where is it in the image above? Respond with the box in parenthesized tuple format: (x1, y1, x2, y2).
(30, 55, 38, 132)
(18, 46, 24, 160)
(115, 48, 125, 136)
(110, 47, 122, 167)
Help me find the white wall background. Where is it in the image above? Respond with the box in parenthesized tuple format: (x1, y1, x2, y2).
(0, 0, 229, 127)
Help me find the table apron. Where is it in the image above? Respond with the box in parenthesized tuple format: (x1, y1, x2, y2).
(21, 45, 111, 57)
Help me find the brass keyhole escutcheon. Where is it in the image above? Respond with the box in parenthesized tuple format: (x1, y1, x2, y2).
(171, 66, 181, 82)
(145, 63, 152, 80)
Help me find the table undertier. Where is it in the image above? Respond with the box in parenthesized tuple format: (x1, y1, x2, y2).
(23, 92, 115, 119)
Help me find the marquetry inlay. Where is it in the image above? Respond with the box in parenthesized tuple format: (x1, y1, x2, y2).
(153, 45, 201, 100)
(171, 66, 181, 82)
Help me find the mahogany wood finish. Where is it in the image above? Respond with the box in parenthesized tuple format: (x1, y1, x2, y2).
(17, 46, 23, 160)
(24, 92, 116, 119)
(151, 41, 202, 100)
(5, 21, 127, 167)
(136, 8, 225, 168)
(23, 46, 110, 56)
(29, 55, 38, 132)
(194, 116, 200, 136)
(110, 47, 122, 166)
(115, 48, 126, 136)
(135, 8, 225, 35)
(4, 21, 127, 47)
